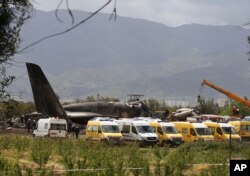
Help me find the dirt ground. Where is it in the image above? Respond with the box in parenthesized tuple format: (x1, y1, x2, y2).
(0, 126, 33, 136)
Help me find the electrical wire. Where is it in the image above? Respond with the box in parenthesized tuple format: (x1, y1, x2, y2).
(19, 0, 112, 52)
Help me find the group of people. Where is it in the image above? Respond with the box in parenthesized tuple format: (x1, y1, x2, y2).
(26, 119, 36, 133)
(232, 106, 240, 116)
(68, 122, 80, 139)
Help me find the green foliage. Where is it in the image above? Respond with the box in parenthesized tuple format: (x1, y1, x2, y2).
(200, 163, 229, 176)
(0, 135, 250, 175)
(0, 135, 13, 150)
(144, 98, 161, 111)
(0, 100, 36, 121)
(30, 139, 52, 168)
(0, 0, 32, 101)
(220, 100, 250, 118)
(143, 98, 173, 119)
(86, 94, 120, 102)
(198, 97, 220, 114)
(0, 157, 22, 176)
(152, 147, 169, 176)
(165, 144, 195, 176)
(64, 94, 120, 104)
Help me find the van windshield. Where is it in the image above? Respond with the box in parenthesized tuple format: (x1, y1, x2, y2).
(162, 126, 178, 134)
(195, 128, 212, 135)
(221, 127, 237, 134)
(51, 124, 67, 130)
(102, 125, 120, 133)
(136, 126, 154, 133)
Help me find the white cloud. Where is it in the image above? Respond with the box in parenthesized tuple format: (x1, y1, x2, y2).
(32, 0, 250, 26)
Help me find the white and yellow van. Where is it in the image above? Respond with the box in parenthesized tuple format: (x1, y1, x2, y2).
(228, 121, 250, 141)
(173, 122, 214, 142)
(86, 118, 122, 144)
(149, 121, 183, 146)
(204, 121, 241, 142)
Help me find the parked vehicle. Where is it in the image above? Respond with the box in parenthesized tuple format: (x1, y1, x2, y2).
(204, 121, 241, 142)
(33, 118, 68, 137)
(199, 114, 225, 122)
(149, 121, 183, 146)
(242, 116, 250, 121)
(173, 122, 214, 142)
(228, 121, 250, 141)
(86, 117, 122, 144)
(116, 119, 158, 146)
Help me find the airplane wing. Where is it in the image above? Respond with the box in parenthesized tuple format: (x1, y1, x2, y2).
(65, 111, 103, 124)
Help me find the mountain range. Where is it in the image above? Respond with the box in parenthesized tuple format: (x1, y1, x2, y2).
(9, 9, 250, 104)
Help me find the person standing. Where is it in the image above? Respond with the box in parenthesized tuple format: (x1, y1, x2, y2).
(74, 125, 80, 139)
(71, 124, 75, 138)
(26, 119, 31, 132)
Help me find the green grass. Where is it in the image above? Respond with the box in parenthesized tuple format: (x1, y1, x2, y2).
(0, 135, 249, 176)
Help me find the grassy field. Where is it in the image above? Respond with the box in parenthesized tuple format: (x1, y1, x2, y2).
(0, 135, 249, 176)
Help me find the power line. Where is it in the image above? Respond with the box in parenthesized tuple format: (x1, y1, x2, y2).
(19, 0, 112, 52)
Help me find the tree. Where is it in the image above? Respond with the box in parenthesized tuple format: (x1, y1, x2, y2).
(0, 0, 32, 101)
(220, 100, 250, 118)
(198, 97, 220, 114)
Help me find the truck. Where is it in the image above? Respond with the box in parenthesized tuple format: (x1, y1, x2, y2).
(33, 118, 68, 137)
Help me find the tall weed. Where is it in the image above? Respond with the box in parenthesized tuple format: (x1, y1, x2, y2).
(30, 139, 52, 168)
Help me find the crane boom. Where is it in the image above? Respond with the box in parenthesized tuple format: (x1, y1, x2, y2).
(201, 79, 250, 107)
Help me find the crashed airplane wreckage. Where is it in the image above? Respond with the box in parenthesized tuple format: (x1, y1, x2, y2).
(26, 63, 149, 125)
(168, 108, 199, 121)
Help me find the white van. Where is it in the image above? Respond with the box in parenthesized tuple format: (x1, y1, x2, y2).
(33, 118, 68, 138)
(116, 119, 158, 146)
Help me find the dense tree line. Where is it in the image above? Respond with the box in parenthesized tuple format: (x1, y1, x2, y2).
(0, 100, 35, 120)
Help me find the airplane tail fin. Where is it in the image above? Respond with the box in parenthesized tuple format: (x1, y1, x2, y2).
(26, 63, 68, 119)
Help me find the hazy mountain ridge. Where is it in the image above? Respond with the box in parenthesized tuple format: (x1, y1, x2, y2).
(11, 9, 250, 102)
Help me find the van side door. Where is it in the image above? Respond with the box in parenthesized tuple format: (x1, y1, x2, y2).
(121, 125, 131, 141)
(92, 125, 99, 141)
(215, 127, 223, 140)
(190, 128, 198, 142)
(180, 128, 189, 142)
(131, 125, 138, 140)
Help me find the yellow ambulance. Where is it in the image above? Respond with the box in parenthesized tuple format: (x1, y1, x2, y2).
(173, 122, 214, 142)
(228, 121, 250, 141)
(149, 121, 183, 146)
(204, 121, 241, 142)
(86, 117, 122, 144)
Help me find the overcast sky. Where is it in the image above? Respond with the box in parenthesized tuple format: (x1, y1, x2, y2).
(32, 0, 250, 27)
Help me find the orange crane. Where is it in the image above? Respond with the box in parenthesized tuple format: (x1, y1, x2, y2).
(199, 79, 250, 108)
